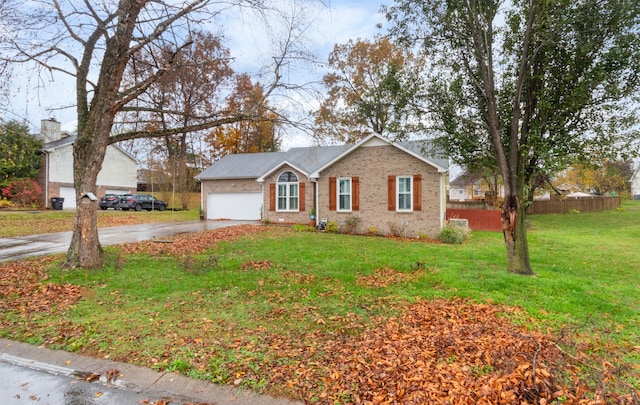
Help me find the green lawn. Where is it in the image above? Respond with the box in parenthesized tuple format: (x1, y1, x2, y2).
(1, 201, 639, 401)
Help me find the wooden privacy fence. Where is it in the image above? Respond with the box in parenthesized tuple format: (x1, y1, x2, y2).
(525, 196, 621, 214)
(446, 208, 503, 232)
(446, 196, 621, 231)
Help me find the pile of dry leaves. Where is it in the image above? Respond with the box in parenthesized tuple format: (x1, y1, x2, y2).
(0, 257, 83, 313)
(255, 299, 606, 404)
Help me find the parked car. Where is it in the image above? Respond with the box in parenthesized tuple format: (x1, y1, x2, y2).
(118, 194, 167, 211)
(99, 194, 121, 210)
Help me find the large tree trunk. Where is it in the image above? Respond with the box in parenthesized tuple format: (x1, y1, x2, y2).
(501, 193, 533, 275)
(64, 0, 145, 269)
(66, 119, 110, 268)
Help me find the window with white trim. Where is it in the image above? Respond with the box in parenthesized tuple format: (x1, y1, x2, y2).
(277, 171, 299, 211)
(397, 176, 413, 211)
(337, 177, 352, 211)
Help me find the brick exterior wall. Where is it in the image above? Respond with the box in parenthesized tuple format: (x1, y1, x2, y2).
(262, 166, 315, 225)
(201, 144, 444, 236)
(317, 145, 443, 238)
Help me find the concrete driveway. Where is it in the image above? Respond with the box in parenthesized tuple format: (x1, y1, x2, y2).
(0, 220, 258, 262)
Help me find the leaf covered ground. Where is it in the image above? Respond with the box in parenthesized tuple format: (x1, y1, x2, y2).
(0, 225, 638, 404)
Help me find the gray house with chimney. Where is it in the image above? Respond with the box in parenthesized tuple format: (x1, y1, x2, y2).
(35, 118, 137, 209)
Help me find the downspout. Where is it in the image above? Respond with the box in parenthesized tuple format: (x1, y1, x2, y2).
(256, 178, 265, 222)
(42, 149, 53, 208)
(200, 180, 204, 220)
(313, 179, 319, 227)
(440, 171, 448, 228)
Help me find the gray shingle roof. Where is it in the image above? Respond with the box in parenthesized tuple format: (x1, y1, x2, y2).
(195, 145, 349, 180)
(398, 140, 449, 171)
(195, 136, 448, 181)
(42, 133, 75, 149)
(40, 133, 138, 163)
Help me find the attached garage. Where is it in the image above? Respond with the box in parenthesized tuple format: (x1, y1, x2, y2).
(207, 192, 262, 220)
(58, 186, 77, 209)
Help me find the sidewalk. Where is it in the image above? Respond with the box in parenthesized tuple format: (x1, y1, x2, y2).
(0, 338, 303, 405)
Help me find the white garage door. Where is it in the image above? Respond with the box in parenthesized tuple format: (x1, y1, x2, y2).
(58, 186, 77, 209)
(106, 189, 129, 195)
(207, 192, 262, 220)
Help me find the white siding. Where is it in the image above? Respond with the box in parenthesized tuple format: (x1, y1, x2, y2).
(49, 144, 137, 190)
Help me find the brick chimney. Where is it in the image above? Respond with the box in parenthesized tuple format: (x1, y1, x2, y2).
(40, 118, 61, 144)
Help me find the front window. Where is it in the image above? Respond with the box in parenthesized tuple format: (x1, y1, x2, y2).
(397, 176, 412, 211)
(277, 171, 299, 211)
(338, 177, 352, 211)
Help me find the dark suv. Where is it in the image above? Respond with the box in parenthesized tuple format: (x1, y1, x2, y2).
(118, 194, 167, 211)
(99, 194, 121, 210)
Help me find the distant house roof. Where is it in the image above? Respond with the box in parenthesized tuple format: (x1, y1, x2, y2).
(40, 134, 138, 163)
(450, 171, 483, 187)
(40, 132, 75, 150)
(196, 134, 448, 181)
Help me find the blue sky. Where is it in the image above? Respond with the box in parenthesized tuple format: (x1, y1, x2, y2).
(5, 0, 386, 149)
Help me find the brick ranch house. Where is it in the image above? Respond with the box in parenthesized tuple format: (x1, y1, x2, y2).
(196, 133, 449, 238)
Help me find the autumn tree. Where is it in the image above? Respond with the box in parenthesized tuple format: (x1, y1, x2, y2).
(385, 0, 640, 275)
(567, 160, 633, 196)
(0, 120, 42, 187)
(206, 73, 281, 159)
(123, 30, 234, 208)
(1, 0, 303, 268)
(312, 37, 425, 144)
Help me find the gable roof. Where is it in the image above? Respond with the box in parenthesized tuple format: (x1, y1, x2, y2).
(196, 134, 448, 181)
(196, 145, 349, 181)
(309, 133, 448, 178)
(397, 139, 449, 171)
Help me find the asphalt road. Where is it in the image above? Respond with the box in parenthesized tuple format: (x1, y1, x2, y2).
(0, 220, 258, 262)
(0, 360, 178, 404)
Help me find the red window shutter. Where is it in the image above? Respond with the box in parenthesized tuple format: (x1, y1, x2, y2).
(413, 174, 422, 211)
(269, 183, 276, 211)
(388, 175, 396, 211)
(299, 182, 305, 212)
(329, 177, 336, 211)
(352, 177, 360, 211)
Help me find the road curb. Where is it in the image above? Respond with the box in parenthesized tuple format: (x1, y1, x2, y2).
(0, 352, 75, 376)
(0, 339, 303, 405)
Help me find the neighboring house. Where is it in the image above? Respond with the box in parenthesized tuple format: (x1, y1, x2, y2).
(449, 171, 504, 202)
(196, 133, 449, 238)
(35, 118, 138, 209)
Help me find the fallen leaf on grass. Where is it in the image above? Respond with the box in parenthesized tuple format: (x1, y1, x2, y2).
(0, 257, 82, 314)
(241, 260, 272, 270)
(121, 225, 268, 256)
(355, 267, 421, 288)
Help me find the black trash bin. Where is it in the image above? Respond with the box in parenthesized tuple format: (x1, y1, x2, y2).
(51, 197, 64, 210)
